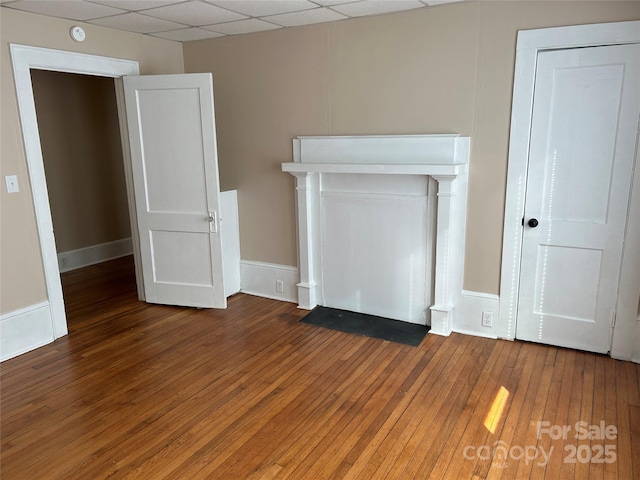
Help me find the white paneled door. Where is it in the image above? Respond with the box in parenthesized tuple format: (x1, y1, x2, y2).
(516, 44, 640, 353)
(123, 74, 226, 308)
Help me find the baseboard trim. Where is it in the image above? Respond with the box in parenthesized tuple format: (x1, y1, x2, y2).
(1, 302, 54, 362)
(240, 260, 298, 303)
(452, 327, 499, 340)
(453, 290, 500, 339)
(58, 237, 133, 273)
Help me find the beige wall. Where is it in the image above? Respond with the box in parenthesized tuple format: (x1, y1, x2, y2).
(31, 70, 130, 253)
(183, 0, 640, 295)
(2, 2, 639, 316)
(186, 25, 332, 265)
(0, 8, 184, 314)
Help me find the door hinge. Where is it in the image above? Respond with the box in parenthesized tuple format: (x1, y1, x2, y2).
(611, 309, 617, 328)
(208, 211, 218, 233)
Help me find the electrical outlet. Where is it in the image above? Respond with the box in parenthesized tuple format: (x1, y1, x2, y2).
(5, 175, 19, 193)
(482, 311, 493, 327)
(276, 280, 284, 294)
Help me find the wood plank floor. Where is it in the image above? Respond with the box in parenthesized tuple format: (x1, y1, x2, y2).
(2, 256, 639, 479)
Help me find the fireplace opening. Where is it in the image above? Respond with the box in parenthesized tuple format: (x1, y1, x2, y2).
(319, 173, 435, 325)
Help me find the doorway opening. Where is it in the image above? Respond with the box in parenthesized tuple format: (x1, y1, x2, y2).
(30, 69, 138, 329)
(10, 44, 141, 343)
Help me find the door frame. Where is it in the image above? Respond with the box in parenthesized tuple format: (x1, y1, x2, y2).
(498, 21, 640, 360)
(10, 44, 142, 339)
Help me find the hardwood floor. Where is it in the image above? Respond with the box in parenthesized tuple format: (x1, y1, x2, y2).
(2, 256, 639, 479)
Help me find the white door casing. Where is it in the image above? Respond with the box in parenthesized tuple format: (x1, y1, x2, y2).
(516, 44, 640, 353)
(9, 44, 140, 340)
(122, 74, 226, 308)
(499, 21, 640, 359)
(9, 44, 227, 358)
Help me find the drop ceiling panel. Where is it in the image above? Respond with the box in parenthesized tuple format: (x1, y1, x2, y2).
(151, 27, 225, 41)
(142, 0, 247, 26)
(89, 12, 186, 33)
(311, 0, 358, 5)
(205, 18, 281, 35)
(331, 0, 425, 17)
(208, 0, 316, 17)
(89, 0, 184, 11)
(7, 0, 124, 20)
(265, 8, 347, 27)
(423, 0, 466, 4)
(1, 0, 468, 41)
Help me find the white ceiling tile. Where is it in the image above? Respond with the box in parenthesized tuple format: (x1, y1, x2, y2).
(421, 0, 466, 5)
(0, 0, 465, 41)
(309, 0, 355, 5)
(88, 0, 186, 11)
(150, 26, 225, 41)
(331, 0, 425, 17)
(265, 7, 346, 27)
(88, 12, 185, 33)
(204, 18, 281, 35)
(5, 0, 125, 20)
(207, 0, 315, 17)
(143, 0, 246, 26)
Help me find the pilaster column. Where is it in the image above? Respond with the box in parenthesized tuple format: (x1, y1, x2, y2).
(429, 174, 458, 336)
(290, 172, 318, 309)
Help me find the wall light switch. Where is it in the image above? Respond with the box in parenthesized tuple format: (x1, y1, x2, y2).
(5, 175, 19, 193)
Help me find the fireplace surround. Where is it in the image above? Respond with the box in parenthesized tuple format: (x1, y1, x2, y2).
(282, 135, 469, 336)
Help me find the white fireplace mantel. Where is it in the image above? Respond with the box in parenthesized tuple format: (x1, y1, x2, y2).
(282, 134, 469, 336)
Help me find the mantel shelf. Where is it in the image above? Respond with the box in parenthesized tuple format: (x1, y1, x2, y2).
(281, 162, 467, 176)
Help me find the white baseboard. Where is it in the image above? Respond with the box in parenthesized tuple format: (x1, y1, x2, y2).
(240, 260, 298, 303)
(58, 237, 133, 273)
(1, 302, 54, 362)
(452, 290, 500, 339)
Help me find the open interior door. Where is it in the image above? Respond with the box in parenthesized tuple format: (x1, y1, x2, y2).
(122, 73, 226, 308)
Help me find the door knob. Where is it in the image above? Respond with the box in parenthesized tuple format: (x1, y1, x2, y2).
(527, 218, 539, 228)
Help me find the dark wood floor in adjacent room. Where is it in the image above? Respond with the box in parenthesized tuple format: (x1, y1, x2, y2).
(2, 256, 639, 479)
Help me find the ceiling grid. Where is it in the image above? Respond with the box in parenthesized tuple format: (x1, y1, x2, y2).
(0, 0, 465, 42)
